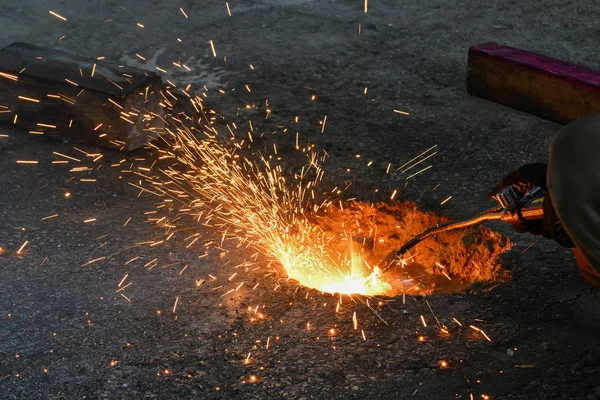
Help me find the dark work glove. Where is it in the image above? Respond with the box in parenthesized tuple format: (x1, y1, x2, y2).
(489, 163, 574, 248)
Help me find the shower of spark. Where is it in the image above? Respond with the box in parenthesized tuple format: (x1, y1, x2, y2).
(136, 114, 392, 296)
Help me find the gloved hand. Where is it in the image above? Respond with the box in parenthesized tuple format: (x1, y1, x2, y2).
(489, 163, 574, 248)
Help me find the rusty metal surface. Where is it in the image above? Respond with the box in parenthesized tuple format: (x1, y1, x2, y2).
(467, 42, 600, 124)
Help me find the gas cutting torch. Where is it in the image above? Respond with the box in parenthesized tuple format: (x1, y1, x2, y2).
(377, 186, 545, 273)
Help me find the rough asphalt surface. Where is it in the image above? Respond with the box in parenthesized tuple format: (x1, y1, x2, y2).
(1, 0, 600, 399)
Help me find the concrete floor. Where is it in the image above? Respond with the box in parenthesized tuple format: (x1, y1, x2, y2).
(1, 0, 600, 399)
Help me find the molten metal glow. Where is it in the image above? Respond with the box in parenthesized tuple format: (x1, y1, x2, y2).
(271, 241, 390, 295)
(139, 117, 391, 296)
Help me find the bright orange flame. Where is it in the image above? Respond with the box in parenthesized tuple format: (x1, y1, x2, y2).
(272, 242, 390, 295)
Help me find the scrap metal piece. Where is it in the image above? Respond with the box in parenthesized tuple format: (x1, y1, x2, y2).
(0, 42, 165, 151)
(467, 42, 600, 124)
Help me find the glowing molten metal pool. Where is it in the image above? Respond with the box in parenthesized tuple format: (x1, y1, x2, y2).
(271, 242, 391, 296)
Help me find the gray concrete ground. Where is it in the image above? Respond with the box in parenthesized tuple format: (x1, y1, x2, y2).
(1, 0, 600, 399)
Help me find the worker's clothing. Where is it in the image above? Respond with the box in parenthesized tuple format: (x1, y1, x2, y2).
(491, 113, 600, 287)
(573, 248, 600, 288)
(547, 113, 600, 283)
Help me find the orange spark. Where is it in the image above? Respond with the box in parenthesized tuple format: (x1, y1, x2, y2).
(16, 240, 29, 254)
(49, 11, 67, 21)
(18, 96, 40, 103)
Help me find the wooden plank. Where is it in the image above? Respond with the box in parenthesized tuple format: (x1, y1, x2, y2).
(0, 42, 165, 151)
(467, 42, 600, 124)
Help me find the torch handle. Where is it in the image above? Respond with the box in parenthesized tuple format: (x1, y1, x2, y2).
(500, 197, 544, 224)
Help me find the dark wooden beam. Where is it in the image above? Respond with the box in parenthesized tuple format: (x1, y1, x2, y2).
(0, 42, 165, 151)
(467, 42, 600, 124)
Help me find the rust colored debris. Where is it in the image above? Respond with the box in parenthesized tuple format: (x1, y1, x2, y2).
(308, 200, 513, 295)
